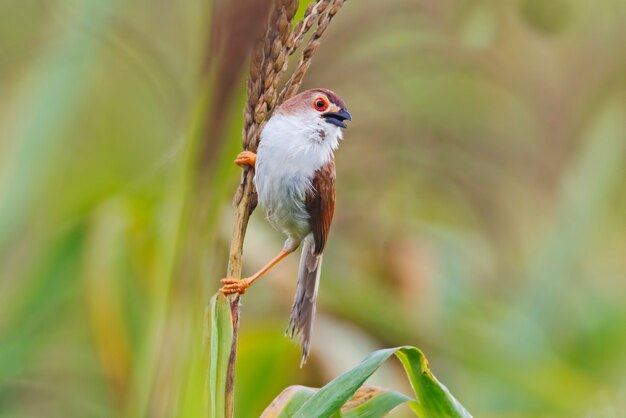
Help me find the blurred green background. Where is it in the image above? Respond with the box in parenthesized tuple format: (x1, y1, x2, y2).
(2, 0, 626, 417)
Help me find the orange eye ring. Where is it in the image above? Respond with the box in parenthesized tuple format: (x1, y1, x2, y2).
(313, 96, 329, 112)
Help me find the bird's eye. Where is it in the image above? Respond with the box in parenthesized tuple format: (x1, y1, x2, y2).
(313, 96, 329, 112)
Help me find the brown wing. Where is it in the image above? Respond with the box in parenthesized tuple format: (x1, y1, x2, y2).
(305, 160, 336, 255)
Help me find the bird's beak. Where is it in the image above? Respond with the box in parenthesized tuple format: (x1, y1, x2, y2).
(322, 108, 352, 128)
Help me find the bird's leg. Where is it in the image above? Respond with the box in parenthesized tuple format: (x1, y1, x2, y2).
(234, 151, 256, 168)
(220, 248, 293, 295)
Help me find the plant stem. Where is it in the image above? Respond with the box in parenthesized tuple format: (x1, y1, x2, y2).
(223, 169, 256, 418)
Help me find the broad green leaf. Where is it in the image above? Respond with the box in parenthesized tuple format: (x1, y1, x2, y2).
(261, 386, 318, 418)
(293, 348, 397, 418)
(394, 348, 471, 418)
(207, 293, 234, 418)
(262, 385, 409, 418)
(294, 346, 472, 418)
(341, 386, 412, 418)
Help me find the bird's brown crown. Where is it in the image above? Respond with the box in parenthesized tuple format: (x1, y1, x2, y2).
(279, 88, 347, 113)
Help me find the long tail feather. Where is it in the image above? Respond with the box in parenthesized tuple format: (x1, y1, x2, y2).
(287, 237, 321, 366)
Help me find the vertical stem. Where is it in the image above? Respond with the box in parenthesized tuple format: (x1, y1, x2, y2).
(223, 170, 255, 418)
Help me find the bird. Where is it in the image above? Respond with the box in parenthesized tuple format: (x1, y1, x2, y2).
(220, 88, 351, 365)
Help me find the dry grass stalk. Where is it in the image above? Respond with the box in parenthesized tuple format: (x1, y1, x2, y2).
(222, 0, 347, 416)
(224, 1, 298, 416)
(288, 0, 332, 55)
(279, 0, 346, 102)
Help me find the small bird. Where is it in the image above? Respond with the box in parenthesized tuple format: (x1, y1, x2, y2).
(221, 88, 351, 364)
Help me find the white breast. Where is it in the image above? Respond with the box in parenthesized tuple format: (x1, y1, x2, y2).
(255, 111, 341, 243)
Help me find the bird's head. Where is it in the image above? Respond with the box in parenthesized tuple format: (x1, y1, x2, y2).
(262, 88, 351, 155)
(281, 88, 351, 128)
(274, 88, 351, 139)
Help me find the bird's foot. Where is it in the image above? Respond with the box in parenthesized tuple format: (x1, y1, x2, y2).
(220, 277, 251, 295)
(234, 151, 256, 168)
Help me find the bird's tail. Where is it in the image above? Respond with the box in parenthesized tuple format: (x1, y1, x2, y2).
(287, 237, 322, 367)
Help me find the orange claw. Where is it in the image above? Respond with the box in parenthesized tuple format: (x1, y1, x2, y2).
(218, 248, 293, 295)
(234, 151, 256, 168)
(220, 278, 251, 295)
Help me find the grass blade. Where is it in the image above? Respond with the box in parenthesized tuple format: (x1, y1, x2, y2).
(342, 386, 412, 418)
(262, 385, 409, 418)
(261, 386, 318, 418)
(294, 348, 399, 417)
(207, 293, 234, 418)
(293, 346, 472, 418)
(395, 348, 472, 418)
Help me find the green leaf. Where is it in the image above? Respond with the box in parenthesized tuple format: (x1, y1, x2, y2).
(207, 293, 234, 418)
(293, 346, 472, 418)
(341, 386, 412, 418)
(395, 348, 471, 418)
(262, 385, 409, 418)
(292, 348, 397, 417)
(260, 386, 318, 418)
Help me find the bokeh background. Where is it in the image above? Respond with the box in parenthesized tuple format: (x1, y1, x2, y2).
(2, 0, 626, 417)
